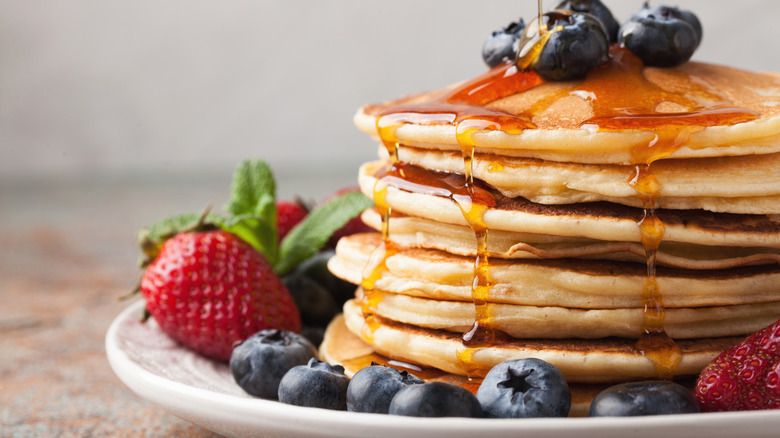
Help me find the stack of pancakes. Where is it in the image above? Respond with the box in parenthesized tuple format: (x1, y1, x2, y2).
(323, 48, 780, 398)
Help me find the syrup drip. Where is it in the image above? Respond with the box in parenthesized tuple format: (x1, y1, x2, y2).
(364, 15, 759, 378)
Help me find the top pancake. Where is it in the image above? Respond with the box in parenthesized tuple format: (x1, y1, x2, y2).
(355, 53, 780, 165)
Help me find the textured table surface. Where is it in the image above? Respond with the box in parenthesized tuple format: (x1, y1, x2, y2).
(0, 176, 254, 437)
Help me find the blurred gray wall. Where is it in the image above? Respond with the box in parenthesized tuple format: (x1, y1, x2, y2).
(2, 0, 779, 196)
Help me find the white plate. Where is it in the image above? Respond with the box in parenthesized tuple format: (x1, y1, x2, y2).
(106, 300, 780, 438)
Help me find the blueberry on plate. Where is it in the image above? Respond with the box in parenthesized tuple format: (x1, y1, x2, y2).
(230, 330, 317, 399)
(347, 363, 425, 414)
(282, 273, 340, 327)
(296, 250, 356, 306)
(631, 3, 702, 48)
(476, 358, 571, 418)
(619, 5, 700, 67)
(278, 358, 350, 410)
(388, 382, 484, 418)
(554, 0, 620, 43)
(482, 18, 526, 68)
(532, 11, 610, 81)
(589, 380, 700, 416)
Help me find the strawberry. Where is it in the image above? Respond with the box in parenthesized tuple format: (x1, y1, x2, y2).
(276, 200, 308, 240)
(323, 186, 373, 248)
(141, 229, 300, 362)
(695, 318, 780, 411)
(134, 159, 373, 361)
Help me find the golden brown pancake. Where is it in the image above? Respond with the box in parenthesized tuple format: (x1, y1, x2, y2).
(330, 233, 780, 309)
(355, 59, 780, 164)
(338, 299, 741, 384)
(358, 161, 780, 248)
(360, 208, 780, 270)
(320, 313, 627, 417)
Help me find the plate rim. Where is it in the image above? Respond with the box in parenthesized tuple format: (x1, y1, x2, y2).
(106, 300, 780, 438)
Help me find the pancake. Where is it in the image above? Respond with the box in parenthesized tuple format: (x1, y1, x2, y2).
(358, 161, 780, 248)
(355, 59, 780, 164)
(339, 299, 742, 384)
(319, 313, 621, 417)
(356, 288, 780, 340)
(384, 145, 780, 214)
(330, 233, 780, 309)
(360, 208, 780, 270)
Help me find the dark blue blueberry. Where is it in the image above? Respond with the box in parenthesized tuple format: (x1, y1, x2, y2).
(589, 380, 700, 416)
(476, 358, 571, 418)
(554, 0, 620, 42)
(346, 363, 425, 413)
(230, 329, 317, 399)
(631, 3, 702, 48)
(296, 250, 356, 306)
(388, 382, 484, 418)
(282, 273, 339, 327)
(278, 358, 350, 410)
(482, 18, 526, 68)
(532, 11, 610, 81)
(619, 5, 700, 67)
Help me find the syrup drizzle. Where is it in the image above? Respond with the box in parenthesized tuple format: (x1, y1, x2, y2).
(361, 12, 759, 378)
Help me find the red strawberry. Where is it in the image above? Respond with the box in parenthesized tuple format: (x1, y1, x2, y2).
(324, 187, 372, 248)
(140, 229, 301, 362)
(695, 318, 780, 411)
(276, 200, 308, 240)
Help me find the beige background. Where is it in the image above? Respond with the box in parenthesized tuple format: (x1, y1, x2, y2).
(2, 0, 779, 198)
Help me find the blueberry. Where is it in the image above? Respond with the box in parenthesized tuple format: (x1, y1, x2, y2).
(532, 11, 610, 81)
(631, 3, 702, 48)
(278, 358, 350, 410)
(482, 18, 526, 68)
(388, 382, 484, 418)
(589, 380, 700, 416)
(283, 273, 339, 327)
(619, 5, 700, 67)
(299, 325, 325, 348)
(230, 330, 317, 399)
(554, 0, 620, 42)
(346, 363, 425, 414)
(296, 250, 356, 306)
(476, 358, 571, 418)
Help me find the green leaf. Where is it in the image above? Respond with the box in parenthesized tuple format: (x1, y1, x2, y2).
(275, 191, 373, 276)
(225, 159, 277, 228)
(223, 158, 278, 259)
(137, 211, 224, 262)
(220, 214, 278, 265)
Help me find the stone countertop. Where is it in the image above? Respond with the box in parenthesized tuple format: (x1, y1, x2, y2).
(0, 176, 264, 437)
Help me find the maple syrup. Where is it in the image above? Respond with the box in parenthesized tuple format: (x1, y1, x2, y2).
(360, 6, 759, 379)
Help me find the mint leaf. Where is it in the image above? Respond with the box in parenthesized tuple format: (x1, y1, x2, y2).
(223, 159, 278, 260)
(220, 214, 278, 264)
(275, 191, 373, 276)
(225, 159, 277, 228)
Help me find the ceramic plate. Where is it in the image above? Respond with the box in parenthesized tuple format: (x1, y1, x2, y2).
(106, 300, 780, 438)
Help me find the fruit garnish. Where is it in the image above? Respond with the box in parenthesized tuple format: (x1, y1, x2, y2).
(388, 382, 485, 418)
(589, 381, 700, 416)
(135, 158, 373, 361)
(140, 229, 300, 362)
(278, 358, 350, 410)
(476, 358, 571, 418)
(230, 329, 318, 399)
(323, 186, 374, 248)
(481, 18, 527, 68)
(520, 10, 610, 81)
(695, 318, 780, 411)
(554, 0, 619, 42)
(346, 363, 425, 414)
(618, 3, 701, 67)
(276, 199, 309, 241)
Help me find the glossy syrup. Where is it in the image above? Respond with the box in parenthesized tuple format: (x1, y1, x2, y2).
(364, 20, 758, 378)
